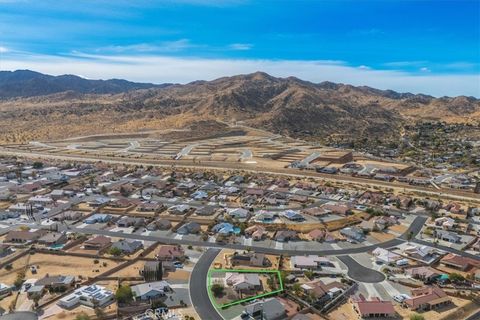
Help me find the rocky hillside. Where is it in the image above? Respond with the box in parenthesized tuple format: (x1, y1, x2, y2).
(0, 71, 478, 143)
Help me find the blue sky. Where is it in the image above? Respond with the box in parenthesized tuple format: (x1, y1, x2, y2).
(0, 0, 479, 96)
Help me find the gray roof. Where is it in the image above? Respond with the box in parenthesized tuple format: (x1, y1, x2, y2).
(112, 239, 143, 253)
(132, 281, 170, 298)
(245, 298, 286, 320)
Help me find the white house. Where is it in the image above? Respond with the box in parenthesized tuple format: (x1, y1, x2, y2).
(58, 285, 114, 308)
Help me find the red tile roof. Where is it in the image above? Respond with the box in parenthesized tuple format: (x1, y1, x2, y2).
(354, 297, 395, 316)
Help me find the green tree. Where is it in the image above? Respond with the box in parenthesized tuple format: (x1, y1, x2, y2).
(115, 285, 134, 304)
(407, 231, 414, 243)
(109, 247, 123, 256)
(14, 271, 25, 288)
(292, 283, 302, 295)
(449, 273, 465, 283)
(211, 284, 224, 297)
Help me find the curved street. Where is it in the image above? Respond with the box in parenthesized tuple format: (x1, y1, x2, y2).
(189, 248, 223, 320)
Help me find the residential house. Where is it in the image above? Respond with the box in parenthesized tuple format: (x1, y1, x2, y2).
(137, 201, 163, 213)
(245, 225, 267, 241)
(372, 248, 402, 265)
(147, 218, 172, 231)
(282, 210, 304, 222)
(176, 222, 201, 235)
(28, 195, 54, 206)
(212, 222, 235, 235)
(111, 239, 143, 254)
(403, 245, 441, 264)
(243, 297, 287, 320)
(340, 227, 365, 242)
(307, 229, 335, 242)
(302, 207, 329, 217)
(225, 273, 261, 293)
(434, 230, 461, 243)
(253, 211, 277, 223)
(156, 245, 185, 261)
(58, 285, 114, 308)
(117, 216, 145, 228)
(131, 281, 171, 301)
(405, 266, 440, 282)
(301, 280, 344, 302)
(291, 255, 333, 270)
(404, 286, 451, 311)
(226, 208, 250, 220)
(37, 232, 68, 246)
(27, 285, 44, 299)
(191, 190, 208, 200)
(55, 211, 83, 221)
(195, 206, 217, 216)
(230, 253, 271, 267)
(87, 197, 110, 208)
(83, 236, 112, 251)
(352, 296, 396, 318)
(275, 230, 297, 242)
(35, 275, 75, 290)
(440, 253, 480, 271)
(84, 213, 111, 224)
(246, 188, 265, 197)
(434, 217, 455, 230)
(5, 230, 46, 244)
(168, 205, 190, 215)
(321, 203, 352, 215)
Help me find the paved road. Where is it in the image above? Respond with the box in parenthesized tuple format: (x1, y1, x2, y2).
(338, 256, 386, 283)
(190, 248, 223, 320)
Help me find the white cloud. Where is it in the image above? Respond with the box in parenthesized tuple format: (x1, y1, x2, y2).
(1, 52, 479, 97)
(0, 46, 8, 53)
(95, 39, 194, 53)
(228, 43, 253, 51)
(420, 67, 431, 72)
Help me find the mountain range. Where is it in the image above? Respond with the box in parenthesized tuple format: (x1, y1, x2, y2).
(0, 70, 478, 144)
(0, 70, 165, 98)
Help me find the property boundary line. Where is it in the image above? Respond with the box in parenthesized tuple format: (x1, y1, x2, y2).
(207, 268, 284, 309)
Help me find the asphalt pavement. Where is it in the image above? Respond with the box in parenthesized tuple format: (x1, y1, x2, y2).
(190, 248, 223, 320)
(338, 256, 386, 283)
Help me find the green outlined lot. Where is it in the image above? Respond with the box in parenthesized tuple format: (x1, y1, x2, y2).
(207, 268, 284, 309)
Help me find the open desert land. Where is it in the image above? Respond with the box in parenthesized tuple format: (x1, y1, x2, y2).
(0, 252, 123, 284)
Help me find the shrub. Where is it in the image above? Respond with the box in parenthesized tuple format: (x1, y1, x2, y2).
(211, 284, 224, 297)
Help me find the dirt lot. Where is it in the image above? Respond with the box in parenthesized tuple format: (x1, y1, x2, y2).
(328, 302, 363, 320)
(324, 212, 369, 231)
(110, 260, 144, 278)
(390, 224, 408, 234)
(0, 252, 122, 284)
(370, 231, 396, 242)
